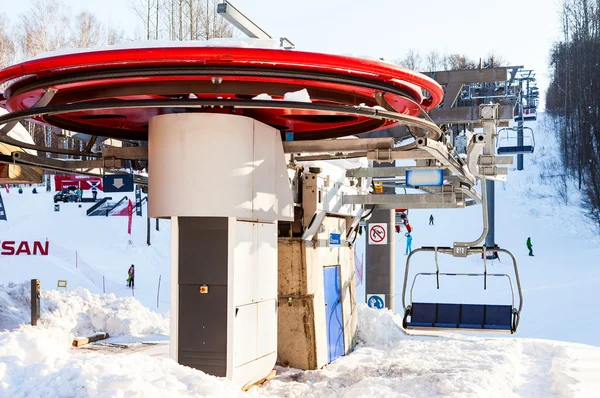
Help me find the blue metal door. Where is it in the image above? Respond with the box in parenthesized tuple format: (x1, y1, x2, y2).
(323, 265, 344, 363)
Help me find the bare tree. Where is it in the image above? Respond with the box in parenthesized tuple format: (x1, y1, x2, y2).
(71, 11, 104, 48)
(196, 0, 232, 40)
(129, 0, 161, 40)
(444, 53, 476, 70)
(483, 52, 507, 68)
(0, 17, 16, 68)
(393, 49, 421, 71)
(424, 50, 442, 72)
(106, 26, 126, 45)
(131, 0, 232, 41)
(17, 0, 71, 57)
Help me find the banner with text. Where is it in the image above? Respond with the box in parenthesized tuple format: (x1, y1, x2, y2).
(135, 186, 142, 216)
(127, 199, 133, 235)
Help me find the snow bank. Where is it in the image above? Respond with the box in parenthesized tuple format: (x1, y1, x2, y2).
(41, 288, 169, 337)
(356, 303, 407, 346)
(0, 283, 32, 331)
(0, 326, 244, 398)
(0, 282, 168, 337)
(258, 305, 600, 397)
(31, 38, 282, 60)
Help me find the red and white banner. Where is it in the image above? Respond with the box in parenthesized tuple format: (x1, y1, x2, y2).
(54, 175, 103, 191)
(127, 199, 133, 235)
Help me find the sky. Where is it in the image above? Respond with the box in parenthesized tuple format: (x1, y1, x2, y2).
(1, 0, 563, 108)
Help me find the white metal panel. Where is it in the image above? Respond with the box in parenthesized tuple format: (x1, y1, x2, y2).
(233, 221, 257, 306)
(252, 121, 277, 221)
(233, 304, 258, 368)
(231, 352, 277, 390)
(148, 113, 253, 219)
(256, 223, 277, 301)
(256, 299, 277, 358)
(148, 113, 293, 222)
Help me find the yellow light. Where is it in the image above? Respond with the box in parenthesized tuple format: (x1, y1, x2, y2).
(374, 181, 383, 194)
(199, 285, 208, 294)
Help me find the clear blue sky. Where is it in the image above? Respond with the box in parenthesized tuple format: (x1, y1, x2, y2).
(1, 0, 562, 108)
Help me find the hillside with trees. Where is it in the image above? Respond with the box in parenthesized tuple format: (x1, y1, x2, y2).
(546, 0, 600, 229)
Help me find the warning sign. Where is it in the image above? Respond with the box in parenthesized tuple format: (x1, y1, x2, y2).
(368, 223, 387, 245)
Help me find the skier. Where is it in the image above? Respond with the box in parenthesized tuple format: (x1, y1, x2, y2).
(18, 187, 23, 194)
(76, 188, 83, 202)
(91, 186, 98, 201)
(526, 237, 534, 257)
(127, 264, 135, 288)
(405, 232, 413, 255)
(429, 214, 434, 226)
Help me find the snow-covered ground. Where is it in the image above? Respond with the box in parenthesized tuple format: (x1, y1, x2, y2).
(1, 114, 600, 397)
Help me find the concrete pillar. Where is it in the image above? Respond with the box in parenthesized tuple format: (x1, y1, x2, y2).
(148, 113, 293, 388)
(365, 161, 396, 312)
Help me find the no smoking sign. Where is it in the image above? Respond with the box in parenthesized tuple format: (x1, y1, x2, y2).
(368, 223, 387, 245)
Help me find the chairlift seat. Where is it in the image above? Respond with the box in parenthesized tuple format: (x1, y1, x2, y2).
(497, 145, 534, 155)
(406, 302, 513, 331)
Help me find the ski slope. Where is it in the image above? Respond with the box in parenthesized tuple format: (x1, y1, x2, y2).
(0, 188, 171, 315)
(1, 113, 600, 396)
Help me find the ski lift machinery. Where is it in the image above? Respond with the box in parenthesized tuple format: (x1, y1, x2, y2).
(401, 105, 524, 334)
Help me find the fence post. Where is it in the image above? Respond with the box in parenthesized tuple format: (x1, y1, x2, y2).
(103, 276, 105, 294)
(75, 251, 78, 268)
(157, 274, 161, 308)
(31, 279, 40, 326)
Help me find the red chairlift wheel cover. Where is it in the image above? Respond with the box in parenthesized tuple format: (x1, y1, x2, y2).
(0, 47, 443, 140)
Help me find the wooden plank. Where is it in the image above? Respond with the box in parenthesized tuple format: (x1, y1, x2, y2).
(102, 146, 148, 160)
(72, 332, 110, 347)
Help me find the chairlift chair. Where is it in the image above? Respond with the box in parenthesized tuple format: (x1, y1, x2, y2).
(401, 246, 523, 334)
(522, 106, 537, 121)
(496, 126, 535, 155)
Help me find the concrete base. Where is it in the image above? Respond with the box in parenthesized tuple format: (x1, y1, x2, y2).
(277, 216, 358, 370)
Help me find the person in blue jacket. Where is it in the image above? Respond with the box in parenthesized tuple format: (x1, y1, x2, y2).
(405, 232, 413, 255)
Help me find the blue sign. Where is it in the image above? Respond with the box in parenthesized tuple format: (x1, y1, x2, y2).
(135, 186, 142, 216)
(329, 232, 341, 247)
(0, 192, 7, 221)
(405, 169, 444, 187)
(367, 294, 385, 309)
(103, 174, 134, 193)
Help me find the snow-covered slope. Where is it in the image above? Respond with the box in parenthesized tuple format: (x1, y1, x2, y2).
(1, 113, 600, 396)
